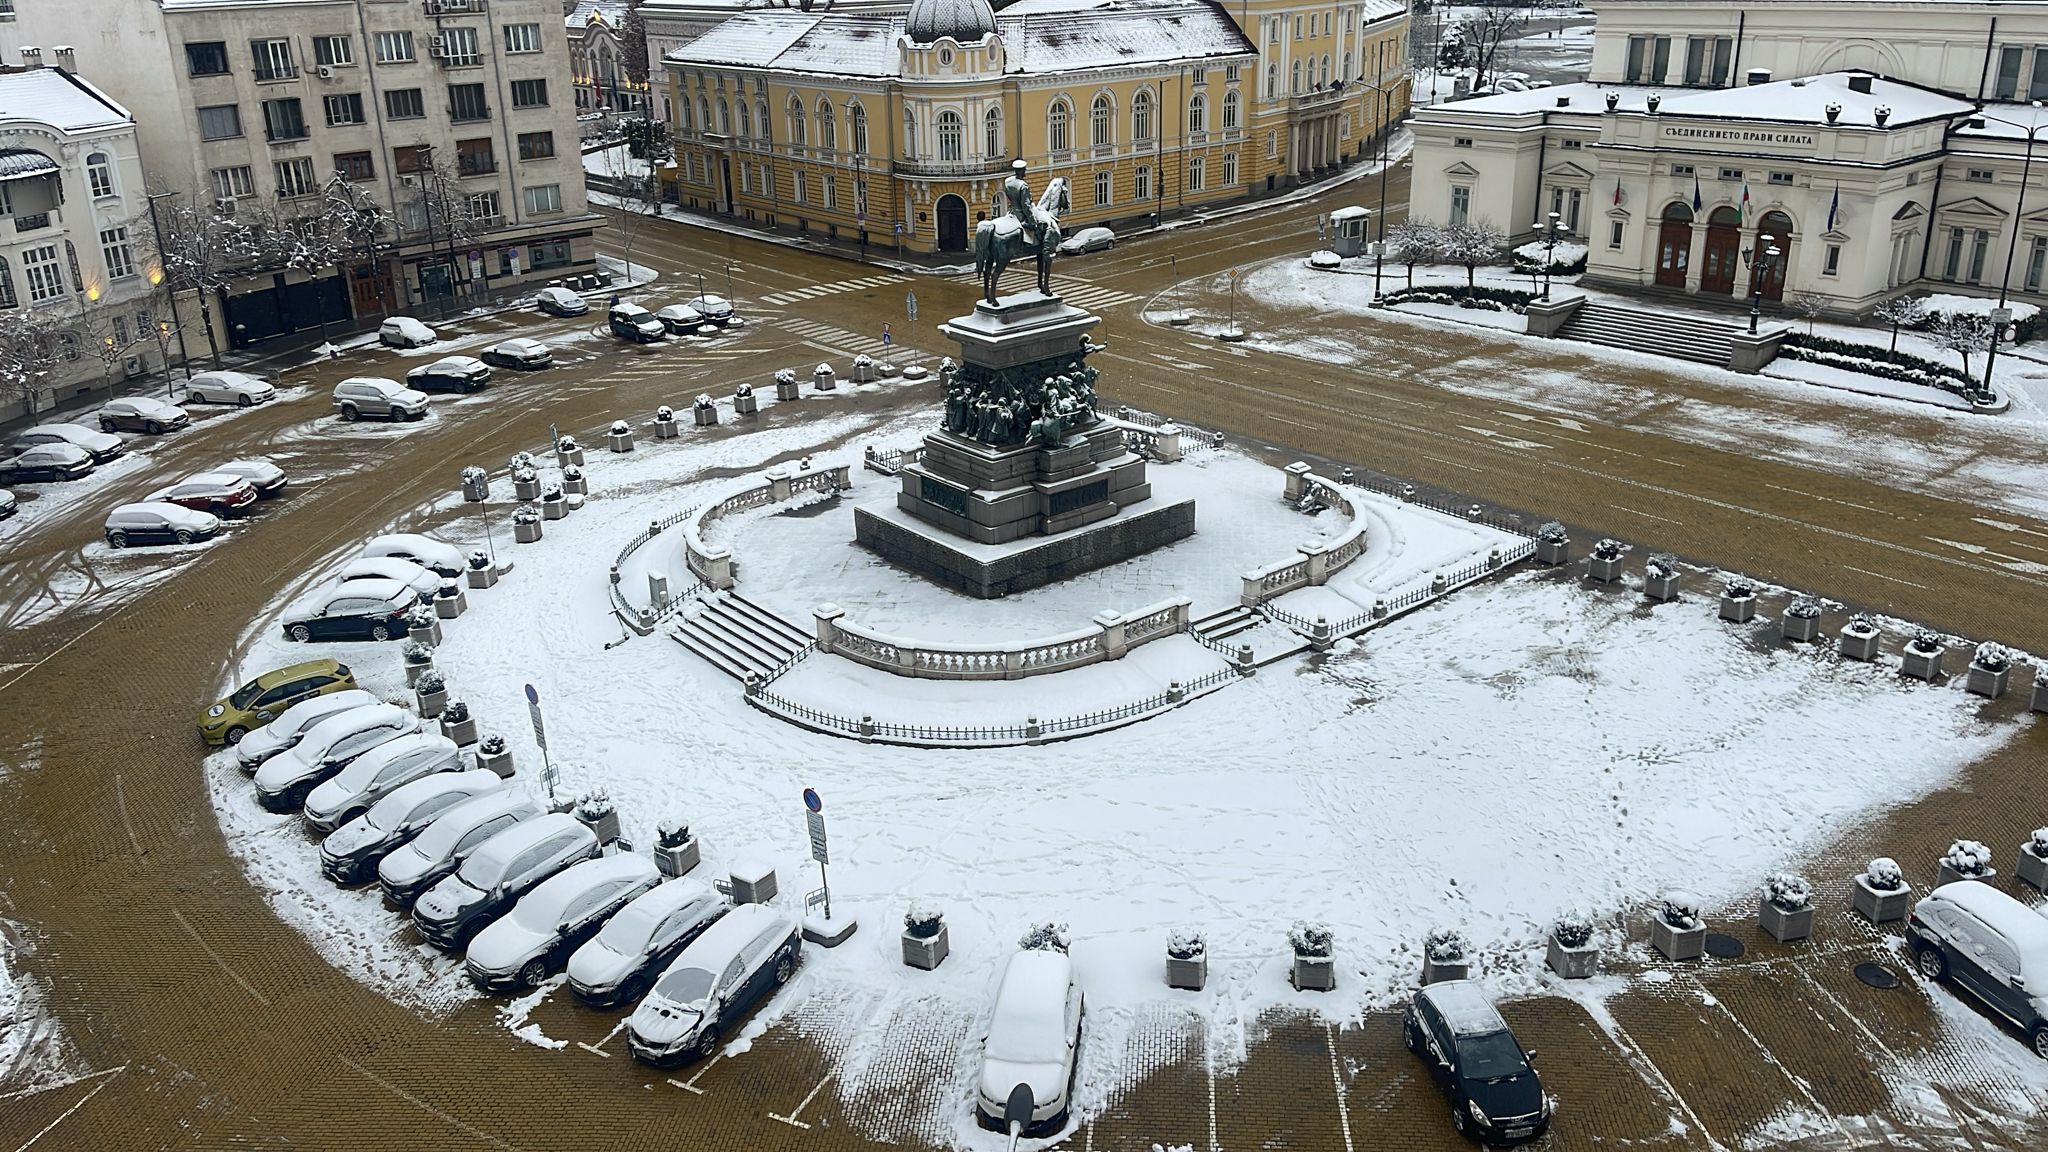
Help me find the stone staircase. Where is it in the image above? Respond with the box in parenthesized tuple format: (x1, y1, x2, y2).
(671, 591, 812, 681)
(1190, 605, 1263, 646)
(1555, 300, 1744, 367)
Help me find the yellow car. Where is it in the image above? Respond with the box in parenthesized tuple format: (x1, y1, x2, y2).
(199, 659, 357, 746)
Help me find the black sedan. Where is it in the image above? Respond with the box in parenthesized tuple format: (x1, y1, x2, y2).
(405, 356, 493, 394)
(280, 578, 418, 643)
(1403, 980, 1552, 1144)
(0, 443, 95, 482)
(480, 339, 554, 371)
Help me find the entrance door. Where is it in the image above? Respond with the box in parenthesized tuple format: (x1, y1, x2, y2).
(349, 262, 394, 318)
(1700, 207, 1742, 294)
(1750, 211, 1793, 301)
(718, 154, 734, 215)
(936, 195, 968, 252)
(1655, 203, 1693, 287)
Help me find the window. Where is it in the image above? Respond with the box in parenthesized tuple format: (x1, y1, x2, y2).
(386, 88, 425, 119)
(1822, 243, 1841, 276)
(1191, 67, 1206, 85)
(517, 131, 555, 161)
(503, 23, 541, 54)
(1091, 94, 1113, 147)
(1943, 226, 1964, 279)
(515, 183, 560, 217)
(1561, 138, 1583, 150)
(1672, 163, 1695, 177)
(1718, 167, 1743, 181)
(1450, 184, 1471, 226)
(1189, 93, 1206, 133)
(510, 78, 548, 109)
(983, 106, 1001, 157)
(211, 165, 254, 199)
(187, 41, 229, 76)
(439, 27, 480, 67)
(449, 83, 490, 122)
(530, 239, 571, 269)
(1094, 170, 1112, 206)
(456, 137, 495, 176)
(1223, 90, 1240, 130)
(468, 190, 501, 225)
(375, 30, 415, 63)
(822, 172, 836, 208)
(314, 35, 353, 67)
(817, 100, 835, 150)
(1549, 186, 1583, 232)
(787, 98, 806, 146)
(1132, 90, 1153, 142)
(334, 150, 374, 181)
(849, 102, 868, 153)
(99, 227, 135, 280)
(1134, 164, 1152, 201)
(793, 170, 807, 203)
(324, 93, 365, 126)
(262, 98, 307, 141)
(1293, 14, 1302, 38)
(1265, 63, 1277, 100)
(393, 144, 429, 174)
(1453, 136, 1473, 148)
(1048, 99, 1071, 152)
(1970, 227, 1990, 281)
(1768, 171, 1793, 186)
(86, 152, 114, 199)
(1967, 167, 1995, 182)
(1188, 156, 1204, 191)
(1222, 151, 1237, 185)
(1323, 11, 1331, 35)
(1682, 35, 1731, 86)
(1267, 129, 1278, 157)
(1624, 34, 1670, 84)
(737, 100, 752, 140)
(274, 157, 318, 197)
(2032, 48, 2048, 101)
(251, 38, 295, 81)
(19, 249, 57, 300)
(1226, 64, 1240, 83)
(1292, 60, 1301, 94)
(938, 109, 963, 160)
(1609, 219, 1624, 248)
(2028, 236, 2047, 293)
(198, 104, 243, 141)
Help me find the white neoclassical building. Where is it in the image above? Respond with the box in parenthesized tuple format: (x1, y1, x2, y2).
(1410, 0, 2048, 314)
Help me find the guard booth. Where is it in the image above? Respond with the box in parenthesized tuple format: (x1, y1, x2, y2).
(1328, 206, 1371, 257)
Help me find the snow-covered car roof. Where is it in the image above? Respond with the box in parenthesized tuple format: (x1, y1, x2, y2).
(1925, 882, 2048, 977)
(103, 397, 184, 415)
(1418, 980, 1510, 1037)
(420, 356, 486, 372)
(184, 470, 253, 488)
(611, 301, 655, 317)
(215, 458, 284, 479)
(364, 532, 462, 566)
(404, 791, 536, 857)
(107, 501, 217, 526)
(688, 295, 730, 308)
(320, 577, 414, 608)
(595, 878, 717, 949)
(15, 442, 91, 465)
(266, 690, 378, 740)
(364, 769, 505, 832)
(537, 286, 583, 301)
(490, 338, 548, 353)
(191, 369, 266, 385)
(19, 423, 118, 448)
(384, 316, 433, 331)
(665, 903, 789, 975)
(0, 490, 15, 508)
(458, 813, 590, 888)
(656, 304, 702, 319)
(340, 556, 436, 587)
(338, 375, 407, 392)
(984, 950, 1075, 1064)
(508, 854, 658, 932)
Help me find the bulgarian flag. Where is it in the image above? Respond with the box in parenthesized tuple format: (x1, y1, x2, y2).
(1741, 182, 1752, 221)
(1612, 177, 1623, 207)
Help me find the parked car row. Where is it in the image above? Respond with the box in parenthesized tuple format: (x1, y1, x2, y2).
(277, 534, 464, 643)
(102, 457, 289, 549)
(608, 295, 736, 343)
(0, 423, 123, 483)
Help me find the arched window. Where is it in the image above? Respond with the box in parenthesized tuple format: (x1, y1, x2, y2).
(1292, 59, 1302, 93)
(984, 106, 1002, 157)
(1134, 164, 1152, 201)
(848, 101, 868, 153)
(1091, 94, 1113, 146)
(1343, 51, 1353, 80)
(0, 255, 15, 309)
(1132, 89, 1153, 142)
(757, 101, 770, 142)
(1222, 90, 1240, 130)
(1188, 93, 1206, 133)
(1222, 151, 1238, 185)
(86, 152, 114, 199)
(1265, 64, 1277, 100)
(817, 99, 836, 151)
(737, 99, 752, 139)
(1321, 55, 1331, 87)
(787, 97, 807, 146)
(937, 109, 963, 161)
(1757, 209, 1796, 240)
(717, 97, 730, 135)
(1048, 98, 1071, 152)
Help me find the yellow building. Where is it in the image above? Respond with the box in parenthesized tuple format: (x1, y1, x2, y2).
(660, 0, 1408, 255)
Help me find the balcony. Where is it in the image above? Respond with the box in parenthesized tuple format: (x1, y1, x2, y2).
(11, 210, 52, 234)
(424, 0, 485, 12)
(457, 158, 499, 177)
(1291, 86, 1346, 110)
(253, 64, 299, 82)
(896, 155, 1010, 178)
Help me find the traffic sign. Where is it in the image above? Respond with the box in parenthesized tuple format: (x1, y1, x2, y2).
(803, 787, 821, 813)
(906, 290, 918, 322)
(524, 683, 546, 751)
(802, 789, 828, 867)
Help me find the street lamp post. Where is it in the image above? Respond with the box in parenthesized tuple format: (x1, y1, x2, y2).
(1531, 211, 1563, 300)
(1741, 234, 1781, 335)
(145, 192, 197, 380)
(1975, 101, 2046, 395)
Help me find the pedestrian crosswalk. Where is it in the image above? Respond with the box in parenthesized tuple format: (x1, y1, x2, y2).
(775, 317, 930, 361)
(956, 269, 1143, 313)
(757, 273, 914, 306)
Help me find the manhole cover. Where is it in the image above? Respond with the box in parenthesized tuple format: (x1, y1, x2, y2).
(1855, 962, 1901, 989)
(1703, 933, 1745, 959)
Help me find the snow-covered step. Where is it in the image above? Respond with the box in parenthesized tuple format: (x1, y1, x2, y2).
(1191, 605, 1262, 643)
(1557, 301, 1739, 367)
(671, 625, 758, 680)
(727, 592, 813, 648)
(670, 590, 811, 681)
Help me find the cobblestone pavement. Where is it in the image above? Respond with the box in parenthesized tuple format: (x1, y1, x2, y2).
(4, 173, 2048, 1150)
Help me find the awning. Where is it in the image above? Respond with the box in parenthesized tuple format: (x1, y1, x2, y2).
(0, 149, 58, 181)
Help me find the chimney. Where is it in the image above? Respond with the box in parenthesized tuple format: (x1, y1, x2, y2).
(1746, 67, 1771, 86)
(1847, 73, 1874, 94)
(52, 46, 75, 72)
(18, 46, 41, 68)
(1556, 94, 1570, 108)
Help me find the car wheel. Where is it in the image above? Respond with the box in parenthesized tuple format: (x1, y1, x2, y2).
(100, 418, 118, 432)
(1912, 942, 1949, 982)
(2031, 1026, 2048, 1061)
(236, 394, 253, 408)
(340, 404, 360, 422)
(519, 959, 549, 989)
(774, 953, 795, 985)
(224, 725, 249, 746)
(107, 530, 128, 548)
(1403, 1019, 1422, 1055)
(289, 624, 312, 643)
(1450, 1100, 1470, 1136)
(174, 529, 194, 545)
(145, 420, 163, 434)
(619, 973, 651, 1003)
(695, 1025, 720, 1059)
(371, 623, 392, 641)
(390, 407, 406, 421)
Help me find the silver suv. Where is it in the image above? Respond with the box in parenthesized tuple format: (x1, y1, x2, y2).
(1909, 882, 2048, 1058)
(332, 377, 429, 422)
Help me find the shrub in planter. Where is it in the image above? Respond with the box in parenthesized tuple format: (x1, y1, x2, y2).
(1852, 856, 1910, 923)
(1587, 537, 1623, 583)
(1533, 520, 1569, 565)
(1166, 927, 1208, 990)
(508, 450, 537, 472)
(693, 392, 718, 426)
(851, 354, 877, 383)
(561, 464, 587, 497)
(1018, 921, 1072, 954)
(655, 404, 675, 422)
(608, 420, 635, 453)
(511, 464, 541, 501)
(1839, 612, 1881, 661)
(401, 639, 434, 684)
(901, 903, 950, 970)
(652, 815, 699, 876)
(1289, 919, 1336, 991)
(812, 362, 837, 391)
(1650, 892, 1706, 961)
(1968, 641, 2013, 699)
(2018, 828, 2048, 893)
(774, 367, 801, 400)
(1938, 838, 1996, 887)
(1422, 927, 1471, 984)
(1642, 552, 1680, 601)
(1720, 575, 1757, 623)
(1546, 909, 1599, 979)
(574, 787, 622, 844)
(413, 670, 449, 717)
(475, 732, 514, 778)
(541, 483, 568, 520)
(1902, 628, 1945, 681)
(733, 381, 758, 415)
(439, 700, 477, 745)
(555, 434, 583, 467)
(405, 604, 442, 646)
(1783, 597, 1823, 642)
(1758, 872, 1815, 943)
(460, 464, 489, 502)
(513, 504, 544, 542)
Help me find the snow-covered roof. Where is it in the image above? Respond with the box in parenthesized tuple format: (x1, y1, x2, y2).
(1328, 205, 1371, 221)
(0, 67, 131, 133)
(566, 0, 630, 29)
(0, 149, 58, 180)
(1418, 979, 1509, 1037)
(1433, 73, 1973, 130)
(1928, 881, 2048, 980)
(907, 0, 997, 43)
(1954, 101, 2048, 142)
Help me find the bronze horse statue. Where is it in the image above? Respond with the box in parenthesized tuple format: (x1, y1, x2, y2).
(973, 176, 1070, 304)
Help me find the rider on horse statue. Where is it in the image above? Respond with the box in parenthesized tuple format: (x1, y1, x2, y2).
(975, 159, 1067, 303)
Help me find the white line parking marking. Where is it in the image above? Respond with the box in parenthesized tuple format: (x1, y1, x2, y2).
(675, 1054, 722, 1094)
(341, 1058, 523, 1151)
(169, 907, 268, 1006)
(1323, 1023, 1356, 1152)
(1598, 1016, 1719, 1150)
(575, 1020, 626, 1058)
(10, 1063, 125, 1152)
(1843, 564, 1928, 590)
(767, 1072, 832, 1130)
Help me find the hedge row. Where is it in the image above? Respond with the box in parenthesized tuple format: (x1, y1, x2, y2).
(1777, 345, 1989, 401)
(1380, 284, 1538, 313)
(1780, 332, 1970, 386)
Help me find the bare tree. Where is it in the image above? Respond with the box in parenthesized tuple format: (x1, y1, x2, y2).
(1874, 295, 1927, 355)
(75, 302, 154, 401)
(1457, 0, 1539, 90)
(1786, 289, 1830, 335)
(140, 188, 259, 364)
(0, 307, 87, 417)
(1386, 219, 1444, 289)
(1440, 220, 1507, 291)
(1930, 312, 1993, 377)
(595, 143, 662, 273)
(399, 148, 483, 310)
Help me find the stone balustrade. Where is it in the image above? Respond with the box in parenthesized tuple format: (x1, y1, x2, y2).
(1240, 463, 1369, 607)
(684, 461, 852, 591)
(813, 597, 1193, 680)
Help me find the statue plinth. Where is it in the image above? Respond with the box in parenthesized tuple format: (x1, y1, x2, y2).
(940, 292, 1098, 373)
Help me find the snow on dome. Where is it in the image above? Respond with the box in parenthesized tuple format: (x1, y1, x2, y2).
(905, 0, 997, 44)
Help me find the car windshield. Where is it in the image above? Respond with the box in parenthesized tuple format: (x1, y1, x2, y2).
(595, 903, 660, 952)
(1458, 1030, 1528, 1081)
(228, 678, 267, 709)
(653, 965, 714, 1005)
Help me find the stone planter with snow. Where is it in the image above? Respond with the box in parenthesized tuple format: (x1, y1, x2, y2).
(1643, 555, 1679, 602)
(465, 552, 498, 589)
(1902, 630, 1945, 681)
(1546, 913, 1600, 979)
(607, 421, 634, 453)
(461, 466, 489, 503)
(541, 489, 568, 521)
(1165, 929, 1207, 991)
(902, 906, 950, 971)
(561, 466, 587, 497)
(439, 703, 478, 746)
(1587, 539, 1623, 584)
(774, 368, 800, 401)
(654, 822, 701, 877)
(555, 437, 584, 468)
(1421, 928, 1471, 984)
(433, 583, 466, 618)
(851, 355, 877, 384)
(653, 405, 680, 440)
(513, 508, 543, 544)
(693, 395, 718, 427)
(1649, 894, 1705, 961)
(2035, 675, 2048, 714)
(475, 734, 514, 778)
(1967, 642, 2012, 699)
(406, 609, 442, 648)
(1852, 858, 1911, 924)
(401, 641, 434, 686)
(1719, 577, 1757, 623)
(1534, 522, 1569, 566)
(574, 790, 622, 845)
(512, 468, 541, 502)
(1839, 615, 1881, 662)
(733, 384, 758, 415)
(413, 671, 449, 718)
(812, 363, 837, 391)
(2017, 831, 2048, 892)
(1782, 598, 1822, 642)
(1289, 921, 1336, 991)
(1758, 874, 1815, 943)
(1937, 839, 1996, 888)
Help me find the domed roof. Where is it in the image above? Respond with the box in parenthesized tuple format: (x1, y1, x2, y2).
(905, 0, 998, 44)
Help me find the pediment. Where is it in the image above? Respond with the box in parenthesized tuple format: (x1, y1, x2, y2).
(1442, 160, 1481, 177)
(1938, 195, 2007, 219)
(1544, 160, 1595, 181)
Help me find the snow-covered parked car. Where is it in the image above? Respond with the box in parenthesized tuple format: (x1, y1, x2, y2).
(209, 458, 288, 498)
(975, 949, 1084, 1136)
(535, 286, 588, 317)
(413, 813, 599, 949)
(333, 376, 429, 422)
(185, 370, 276, 407)
(13, 423, 123, 463)
(252, 702, 422, 811)
(279, 577, 417, 643)
(235, 688, 378, 771)
(466, 854, 662, 991)
(0, 489, 15, 519)
(1909, 882, 2048, 1059)
(147, 471, 259, 516)
(625, 903, 802, 1066)
(608, 302, 665, 343)
(685, 295, 734, 325)
(320, 769, 508, 884)
(380, 316, 438, 348)
(406, 356, 492, 394)
(480, 338, 553, 371)
(376, 790, 543, 905)
(103, 502, 221, 548)
(1057, 227, 1115, 255)
(200, 658, 355, 748)
(97, 396, 189, 434)
(568, 877, 728, 1007)
(359, 533, 465, 578)
(302, 731, 462, 832)
(654, 304, 704, 335)
(0, 443, 94, 483)
(337, 556, 440, 602)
